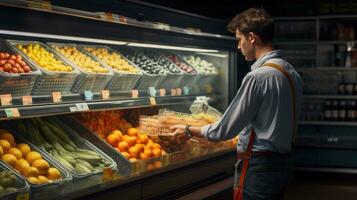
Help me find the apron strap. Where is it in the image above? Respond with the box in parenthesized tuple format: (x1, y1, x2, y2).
(262, 62, 297, 144)
(237, 129, 255, 189)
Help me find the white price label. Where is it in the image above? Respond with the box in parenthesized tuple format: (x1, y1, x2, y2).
(75, 103, 89, 111)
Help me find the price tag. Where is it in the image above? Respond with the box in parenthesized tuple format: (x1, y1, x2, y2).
(154, 22, 171, 31)
(176, 88, 182, 96)
(5, 108, 20, 118)
(69, 107, 78, 112)
(183, 86, 190, 95)
(22, 96, 33, 106)
(119, 15, 128, 24)
(84, 91, 93, 101)
(149, 87, 156, 97)
(0, 94, 12, 106)
(102, 167, 114, 183)
(131, 90, 139, 98)
(27, 1, 52, 11)
(149, 97, 156, 105)
(16, 192, 29, 200)
(52, 92, 62, 103)
(101, 90, 110, 100)
(75, 103, 89, 112)
(159, 88, 166, 96)
(171, 89, 177, 96)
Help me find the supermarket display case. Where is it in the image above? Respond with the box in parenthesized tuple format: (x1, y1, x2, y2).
(275, 16, 357, 172)
(0, 1, 239, 200)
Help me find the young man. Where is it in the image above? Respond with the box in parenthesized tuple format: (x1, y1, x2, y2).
(171, 8, 303, 200)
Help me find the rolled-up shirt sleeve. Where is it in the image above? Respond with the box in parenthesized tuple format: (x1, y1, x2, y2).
(201, 74, 262, 141)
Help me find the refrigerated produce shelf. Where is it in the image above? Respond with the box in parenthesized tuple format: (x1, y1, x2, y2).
(0, 95, 216, 120)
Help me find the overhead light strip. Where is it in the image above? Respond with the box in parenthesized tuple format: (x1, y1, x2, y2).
(127, 42, 219, 53)
(0, 30, 128, 45)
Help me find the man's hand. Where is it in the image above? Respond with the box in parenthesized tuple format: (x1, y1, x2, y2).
(170, 125, 190, 143)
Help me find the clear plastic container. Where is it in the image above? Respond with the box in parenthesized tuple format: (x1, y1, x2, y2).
(0, 127, 72, 199)
(0, 40, 42, 97)
(48, 43, 114, 93)
(80, 45, 143, 92)
(7, 40, 80, 95)
(0, 161, 30, 200)
(116, 47, 166, 91)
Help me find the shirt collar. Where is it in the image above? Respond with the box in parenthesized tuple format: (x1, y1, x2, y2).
(250, 50, 282, 71)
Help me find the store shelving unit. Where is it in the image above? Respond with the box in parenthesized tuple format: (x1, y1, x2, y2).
(0, 2, 239, 200)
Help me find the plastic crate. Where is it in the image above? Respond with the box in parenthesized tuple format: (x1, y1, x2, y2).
(137, 48, 184, 90)
(0, 40, 41, 97)
(7, 40, 80, 95)
(48, 43, 114, 93)
(0, 127, 71, 199)
(80, 45, 142, 92)
(116, 47, 166, 91)
(0, 161, 30, 200)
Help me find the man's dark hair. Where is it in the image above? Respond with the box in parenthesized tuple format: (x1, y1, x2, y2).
(227, 8, 274, 44)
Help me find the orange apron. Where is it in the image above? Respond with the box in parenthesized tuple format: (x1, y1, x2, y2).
(233, 62, 297, 200)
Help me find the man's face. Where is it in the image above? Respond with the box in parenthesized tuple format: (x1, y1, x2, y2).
(236, 29, 255, 61)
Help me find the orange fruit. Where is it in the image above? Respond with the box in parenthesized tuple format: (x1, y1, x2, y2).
(152, 143, 161, 149)
(152, 148, 162, 157)
(129, 158, 137, 162)
(15, 159, 30, 174)
(121, 152, 131, 159)
(27, 177, 40, 184)
(0, 133, 16, 147)
(127, 136, 136, 147)
(17, 143, 31, 157)
(112, 130, 123, 138)
(138, 134, 149, 144)
(8, 148, 22, 159)
(154, 161, 162, 168)
(114, 147, 120, 152)
(0, 146, 3, 158)
(23, 166, 39, 178)
(145, 143, 153, 150)
(139, 152, 148, 160)
(129, 146, 139, 159)
(122, 135, 131, 142)
(127, 128, 138, 137)
(117, 141, 129, 152)
(37, 175, 49, 184)
(31, 159, 49, 175)
(0, 139, 11, 153)
(47, 167, 61, 180)
(143, 149, 153, 158)
(26, 151, 42, 165)
(2, 154, 17, 167)
(106, 134, 120, 147)
(134, 143, 145, 152)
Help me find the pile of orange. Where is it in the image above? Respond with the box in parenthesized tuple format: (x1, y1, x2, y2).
(0, 129, 62, 185)
(106, 128, 163, 162)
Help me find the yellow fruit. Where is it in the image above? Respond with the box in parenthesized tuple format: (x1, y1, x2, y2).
(0, 139, 11, 153)
(8, 148, 22, 159)
(23, 167, 39, 178)
(37, 175, 49, 184)
(27, 177, 40, 184)
(2, 154, 17, 167)
(31, 159, 49, 175)
(15, 159, 30, 174)
(47, 167, 61, 180)
(26, 151, 42, 164)
(17, 143, 31, 157)
(0, 133, 16, 147)
(0, 146, 3, 158)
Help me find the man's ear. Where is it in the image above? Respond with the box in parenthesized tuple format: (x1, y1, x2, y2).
(248, 32, 256, 45)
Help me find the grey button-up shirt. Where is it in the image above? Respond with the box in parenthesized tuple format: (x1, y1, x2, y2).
(201, 50, 303, 153)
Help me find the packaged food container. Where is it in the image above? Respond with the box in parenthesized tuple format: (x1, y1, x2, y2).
(0, 40, 41, 97)
(80, 45, 142, 92)
(0, 161, 30, 200)
(116, 47, 166, 91)
(0, 126, 71, 199)
(8, 40, 80, 95)
(48, 43, 114, 93)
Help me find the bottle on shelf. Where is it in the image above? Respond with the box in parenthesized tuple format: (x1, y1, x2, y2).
(338, 100, 347, 121)
(347, 100, 356, 121)
(323, 100, 332, 121)
(345, 83, 354, 95)
(331, 100, 339, 121)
